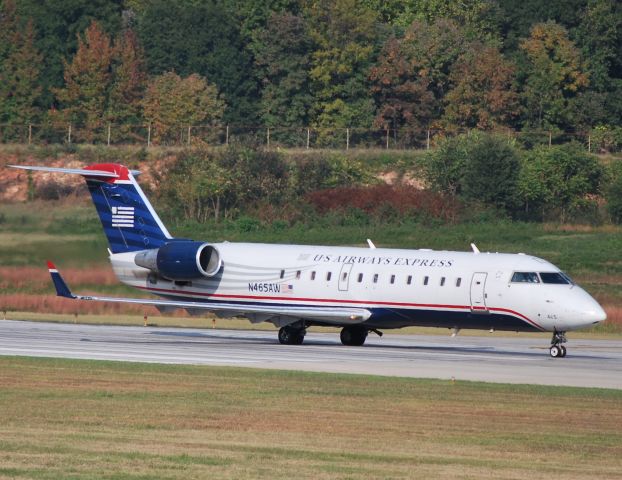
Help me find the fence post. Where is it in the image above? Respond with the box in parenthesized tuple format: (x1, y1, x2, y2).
(426, 129, 430, 150)
(147, 123, 151, 147)
(107, 123, 111, 146)
(226, 125, 229, 146)
(386, 128, 389, 149)
(67, 124, 71, 144)
(28, 124, 32, 145)
(306, 128, 310, 150)
(588, 134, 591, 153)
(346, 128, 349, 150)
(187, 125, 191, 146)
(267, 127, 270, 148)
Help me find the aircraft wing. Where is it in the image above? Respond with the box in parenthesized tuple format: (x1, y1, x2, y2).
(47, 262, 370, 325)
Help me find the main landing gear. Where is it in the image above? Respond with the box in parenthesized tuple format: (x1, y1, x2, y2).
(340, 326, 368, 346)
(278, 326, 306, 345)
(550, 331, 568, 358)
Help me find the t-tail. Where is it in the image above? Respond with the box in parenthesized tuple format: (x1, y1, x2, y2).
(10, 163, 172, 253)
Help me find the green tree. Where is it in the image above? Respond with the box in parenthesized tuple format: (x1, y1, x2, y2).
(519, 21, 590, 131)
(53, 21, 114, 142)
(306, 0, 378, 137)
(137, 0, 258, 124)
(0, 3, 43, 129)
(517, 144, 604, 221)
(253, 12, 313, 129)
(142, 72, 225, 145)
(443, 44, 519, 131)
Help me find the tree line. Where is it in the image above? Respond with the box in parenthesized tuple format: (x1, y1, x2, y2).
(0, 0, 621, 147)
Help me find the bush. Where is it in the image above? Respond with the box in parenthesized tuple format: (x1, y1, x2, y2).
(517, 143, 604, 222)
(422, 132, 520, 212)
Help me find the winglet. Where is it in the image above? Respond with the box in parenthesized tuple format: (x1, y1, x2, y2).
(47, 261, 76, 299)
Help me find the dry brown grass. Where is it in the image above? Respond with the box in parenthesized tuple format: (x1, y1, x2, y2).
(0, 357, 620, 479)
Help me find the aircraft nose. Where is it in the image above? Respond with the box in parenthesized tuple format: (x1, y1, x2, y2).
(580, 300, 607, 326)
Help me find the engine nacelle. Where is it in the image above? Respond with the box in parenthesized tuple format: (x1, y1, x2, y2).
(134, 241, 222, 280)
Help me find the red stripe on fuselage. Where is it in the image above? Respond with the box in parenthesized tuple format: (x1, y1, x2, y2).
(136, 285, 545, 331)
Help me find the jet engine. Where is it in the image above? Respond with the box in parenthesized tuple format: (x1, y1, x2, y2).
(134, 241, 222, 280)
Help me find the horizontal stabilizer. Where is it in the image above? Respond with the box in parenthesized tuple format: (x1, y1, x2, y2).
(10, 165, 120, 178)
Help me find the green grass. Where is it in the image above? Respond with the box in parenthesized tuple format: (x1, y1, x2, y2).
(0, 356, 620, 479)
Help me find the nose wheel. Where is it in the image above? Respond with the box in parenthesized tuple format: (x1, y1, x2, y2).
(550, 331, 567, 358)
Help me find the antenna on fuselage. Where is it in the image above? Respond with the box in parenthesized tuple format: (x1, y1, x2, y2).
(367, 239, 376, 249)
(470, 243, 480, 254)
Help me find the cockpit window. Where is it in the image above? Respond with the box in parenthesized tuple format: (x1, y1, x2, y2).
(511, 272, 540, 283)
(540, 272, 571, 284)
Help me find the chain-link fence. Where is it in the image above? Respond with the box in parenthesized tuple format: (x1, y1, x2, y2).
(0, 122, 618, 153)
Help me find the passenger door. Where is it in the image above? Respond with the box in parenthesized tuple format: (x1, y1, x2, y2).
(470, 272, 488, 313)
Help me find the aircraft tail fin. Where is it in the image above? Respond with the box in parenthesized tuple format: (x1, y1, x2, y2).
(10, 164, 172, 254)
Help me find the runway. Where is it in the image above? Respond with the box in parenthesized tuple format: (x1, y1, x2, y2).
(0, 319, 620, 389)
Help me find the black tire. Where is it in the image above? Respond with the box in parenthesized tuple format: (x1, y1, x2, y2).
(340, 326, 368, 346)
(278, 327, 305, 345)
(550, 345, 560, 358)
(560, 345, 567, 357)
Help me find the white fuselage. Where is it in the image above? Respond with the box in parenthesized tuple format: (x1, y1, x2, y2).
(109, 243, 606, 333)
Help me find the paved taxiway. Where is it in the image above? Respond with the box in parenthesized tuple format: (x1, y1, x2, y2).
(0, 319, 620, 388)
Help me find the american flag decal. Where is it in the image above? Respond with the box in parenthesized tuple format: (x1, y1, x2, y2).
(281, 284, 294, 294)
(111, 206, 134, 227)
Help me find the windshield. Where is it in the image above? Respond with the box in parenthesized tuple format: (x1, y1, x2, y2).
(540, 272, 572, 285)
(511, 272, 540, 283)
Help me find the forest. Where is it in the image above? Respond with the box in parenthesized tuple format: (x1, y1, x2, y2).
(0, 0, 622, 149)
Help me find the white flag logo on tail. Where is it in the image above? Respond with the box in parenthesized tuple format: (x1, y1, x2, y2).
(111, 206, 134, 228)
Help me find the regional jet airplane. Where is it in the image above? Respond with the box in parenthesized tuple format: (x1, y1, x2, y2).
(11, 163, 606, 357)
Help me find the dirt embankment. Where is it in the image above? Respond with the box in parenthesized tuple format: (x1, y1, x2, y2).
(0, 154, 167, 202)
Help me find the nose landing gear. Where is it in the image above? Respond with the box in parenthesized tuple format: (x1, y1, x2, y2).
(550, 331, 567, 358)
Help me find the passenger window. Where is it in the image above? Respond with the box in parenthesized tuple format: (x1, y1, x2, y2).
(540, 272, 570, 284)
(326, 272, 332, 281)
(280, 269, 285, 279)
(440, 277, 445, 286)
(511, 272, 540, 283)
(296, 270, 301, 280)
(390, 274, 395, 284)
(373, 274, 378, 284)
(456, 278, 461, 287)
(407, 275, 412, 285)
(358, 273, 363, 283)
(311, 271, 316, 280)
(423, 276, 429, 286)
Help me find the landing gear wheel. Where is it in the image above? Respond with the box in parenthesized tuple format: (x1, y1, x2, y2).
(549, 331, 568, 358)
(340, 326, 368, 346)
(550, 345, 561, 358)
(278, 327, 305, 345)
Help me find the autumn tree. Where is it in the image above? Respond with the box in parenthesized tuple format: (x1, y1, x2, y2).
(369, 36, 435, 139)
(370, 19, 467, 138)
(0, 1, 43, 130)
(142, 72, 225, 144)
(519, 21, 589, 131)
(442, 44, 519, 131)
(107, 28, 146, 139)
(54, 21, 114, 142)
